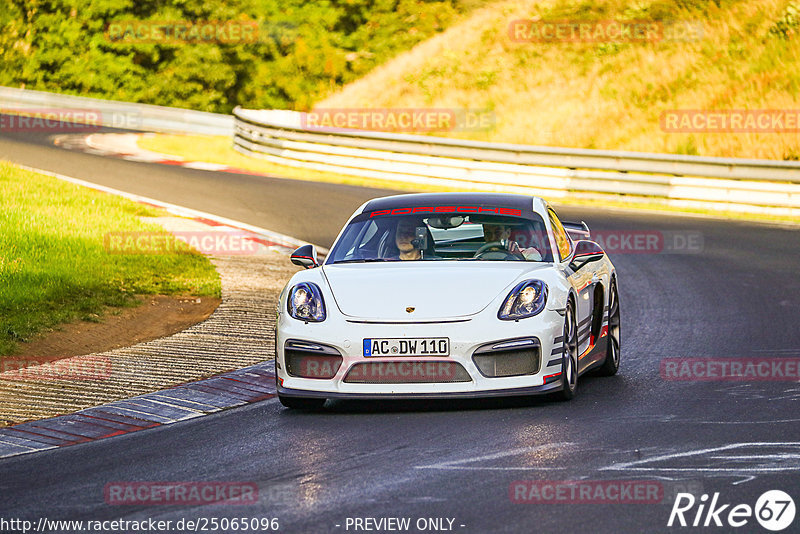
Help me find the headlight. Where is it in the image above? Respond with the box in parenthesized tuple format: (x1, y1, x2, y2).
(498, 280, 548, 320)
(288, 282, 326, 322)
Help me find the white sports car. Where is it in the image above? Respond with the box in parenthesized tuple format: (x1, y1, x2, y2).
(275, 193, 620, 409)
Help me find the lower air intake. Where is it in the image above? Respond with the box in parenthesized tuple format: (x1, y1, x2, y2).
(284, 340, 342, 379)
(472, 338, 540, 378)
(344, 361, 471, 384)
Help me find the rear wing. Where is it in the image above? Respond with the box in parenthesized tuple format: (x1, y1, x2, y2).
(563, 221, 590, 241)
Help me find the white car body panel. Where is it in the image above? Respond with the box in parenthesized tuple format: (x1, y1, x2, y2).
(323, 262, 550, 320)
(275, 193, 617, 401)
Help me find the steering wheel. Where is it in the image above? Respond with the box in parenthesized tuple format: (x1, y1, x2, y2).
(473, 241, 523, 260)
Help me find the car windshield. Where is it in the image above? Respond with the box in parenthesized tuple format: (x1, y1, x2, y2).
(326, 212, 553, 264)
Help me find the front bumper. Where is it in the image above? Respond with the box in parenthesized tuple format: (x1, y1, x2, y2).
(276, 307, 566, 399)
(277, 381, 563, 400)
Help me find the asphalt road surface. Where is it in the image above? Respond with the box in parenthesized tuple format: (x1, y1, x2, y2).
(1, 120, 799, 534)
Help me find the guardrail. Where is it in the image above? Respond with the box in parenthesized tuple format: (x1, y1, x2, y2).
(233, 108, 800, 216)
(2, 88, 796, 216)
(0, 86, 233, 136)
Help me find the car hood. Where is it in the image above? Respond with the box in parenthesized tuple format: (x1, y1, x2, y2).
(322, 262, 549, 320)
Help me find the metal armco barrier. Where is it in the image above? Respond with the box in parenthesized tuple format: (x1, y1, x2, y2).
(233, 108, 800, 216)
(0, 86, 233, 136)
(1, 87, 796, 216)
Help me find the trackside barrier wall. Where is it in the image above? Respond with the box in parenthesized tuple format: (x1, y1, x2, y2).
(232, 108, 800, 216)
(0, 86, 232, 136)
(1, 88, 795, 215)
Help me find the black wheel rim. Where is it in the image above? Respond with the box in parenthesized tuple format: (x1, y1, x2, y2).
(608, 282, 621, 367)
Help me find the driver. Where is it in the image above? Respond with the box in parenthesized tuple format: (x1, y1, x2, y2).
(481, 223, 542, 261)
(392, 218, 423, 261)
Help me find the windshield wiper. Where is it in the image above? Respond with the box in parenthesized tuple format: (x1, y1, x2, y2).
(331, 258, 392, 264)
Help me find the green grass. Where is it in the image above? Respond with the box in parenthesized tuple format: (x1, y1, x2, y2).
(0, 162, 221, 356)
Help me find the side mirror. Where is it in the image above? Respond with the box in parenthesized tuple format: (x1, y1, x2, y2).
(291, 244, 319, 269)
(570, 240, 604, 270)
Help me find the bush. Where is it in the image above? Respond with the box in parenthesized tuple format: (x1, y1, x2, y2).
(0, 0, 467, 112)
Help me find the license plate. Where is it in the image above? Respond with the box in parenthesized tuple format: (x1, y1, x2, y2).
(363, 338, 449, 357)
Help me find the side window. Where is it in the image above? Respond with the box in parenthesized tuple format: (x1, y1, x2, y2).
(548, 208, 572, 261)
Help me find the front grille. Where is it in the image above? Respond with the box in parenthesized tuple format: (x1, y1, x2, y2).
(284, 340, 342, 379)
(343, 361, 471, 384)
(472, 338, 540, 378)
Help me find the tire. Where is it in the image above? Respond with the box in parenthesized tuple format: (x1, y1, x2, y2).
(278, 395, 326, 410)
(596, 278, 621, 376)
(556, 298, 579, 401)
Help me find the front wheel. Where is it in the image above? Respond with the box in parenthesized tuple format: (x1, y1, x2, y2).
(555, 299, 579, 401)
(278, 395, 326, 410)
(596, 279, 621, 376)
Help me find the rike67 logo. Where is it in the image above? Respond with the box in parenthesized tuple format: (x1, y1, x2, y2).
(668, 490, 795, 531)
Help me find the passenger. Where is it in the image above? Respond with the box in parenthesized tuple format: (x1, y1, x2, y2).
(482, 223, 512, 245)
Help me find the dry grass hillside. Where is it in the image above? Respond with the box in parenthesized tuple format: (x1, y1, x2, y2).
(318, 0, 800, 160)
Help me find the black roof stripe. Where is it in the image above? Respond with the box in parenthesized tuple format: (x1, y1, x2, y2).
(362, 193, 536, 213)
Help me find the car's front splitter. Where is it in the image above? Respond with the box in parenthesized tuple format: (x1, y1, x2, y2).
(276, 379, 564, 400)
